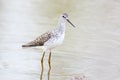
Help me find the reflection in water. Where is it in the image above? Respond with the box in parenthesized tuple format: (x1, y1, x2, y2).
(48, 52, 51, 80)
(40, 51, 51, 80)
(40, 52, 45, 80)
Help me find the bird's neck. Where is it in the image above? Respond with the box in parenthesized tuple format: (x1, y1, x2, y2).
(56, 17, 66, 34)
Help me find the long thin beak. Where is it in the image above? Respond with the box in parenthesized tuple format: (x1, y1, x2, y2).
(66, 19, 76, 27)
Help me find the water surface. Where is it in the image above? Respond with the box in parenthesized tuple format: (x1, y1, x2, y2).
(0, 0, 120, 80)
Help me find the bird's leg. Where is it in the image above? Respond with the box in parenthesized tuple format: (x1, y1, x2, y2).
(41, 51, 45, 64)
(40, 51, 45, 80)
(48, 51, 51, 80)
(48, 51, 51, 69)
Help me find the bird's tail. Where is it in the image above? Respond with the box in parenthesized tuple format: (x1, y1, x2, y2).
(22, 44, 33, 47)
(22, 41, 38, 47)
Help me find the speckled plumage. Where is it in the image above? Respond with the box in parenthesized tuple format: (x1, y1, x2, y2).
(22, 31, 53, 47)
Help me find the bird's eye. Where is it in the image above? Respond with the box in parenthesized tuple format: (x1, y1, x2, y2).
(62, 16, 66, 18)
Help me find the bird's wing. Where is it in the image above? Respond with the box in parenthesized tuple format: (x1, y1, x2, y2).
(22, 31, 53, 47)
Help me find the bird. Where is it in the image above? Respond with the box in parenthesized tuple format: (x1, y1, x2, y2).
(22, 13, 76, 69)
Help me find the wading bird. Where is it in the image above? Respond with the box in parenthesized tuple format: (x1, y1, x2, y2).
(22, 13, 75, 69)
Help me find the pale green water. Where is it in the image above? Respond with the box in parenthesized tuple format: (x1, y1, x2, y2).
(0, 0, 120, 80)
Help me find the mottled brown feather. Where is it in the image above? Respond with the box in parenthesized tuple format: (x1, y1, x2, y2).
(22, 31, 53, 47)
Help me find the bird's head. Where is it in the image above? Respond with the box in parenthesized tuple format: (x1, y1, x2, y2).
(61, 13, 76, 27)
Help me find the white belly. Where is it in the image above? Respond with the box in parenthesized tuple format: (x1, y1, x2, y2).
(44, 34, 64, 50)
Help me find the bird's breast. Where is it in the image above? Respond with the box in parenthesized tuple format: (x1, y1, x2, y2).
(56, 33, 64, 45)
(43, 33, 65, 50)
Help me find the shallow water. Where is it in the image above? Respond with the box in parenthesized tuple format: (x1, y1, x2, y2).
(0, 0, 120, 80)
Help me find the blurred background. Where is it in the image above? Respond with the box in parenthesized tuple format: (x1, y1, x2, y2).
(0, 0, 120, 80)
